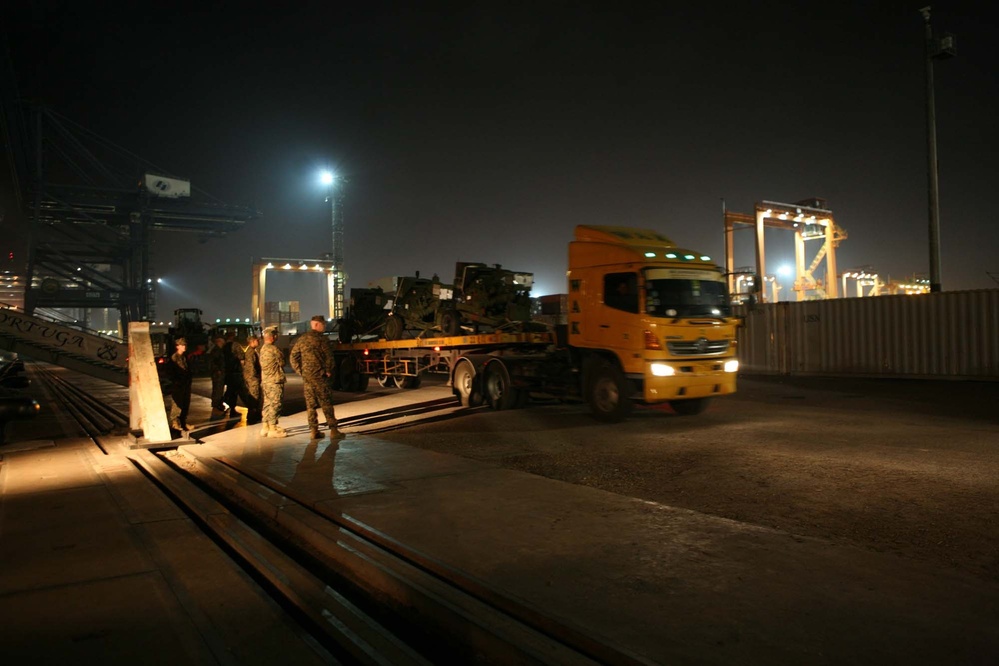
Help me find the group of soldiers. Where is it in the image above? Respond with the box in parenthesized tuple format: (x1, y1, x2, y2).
(165, 314, 343, 441)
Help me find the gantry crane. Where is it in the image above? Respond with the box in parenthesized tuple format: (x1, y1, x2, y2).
(724, 198, 847, 302)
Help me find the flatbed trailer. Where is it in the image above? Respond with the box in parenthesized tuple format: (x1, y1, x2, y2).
(331, 330, 555, 395)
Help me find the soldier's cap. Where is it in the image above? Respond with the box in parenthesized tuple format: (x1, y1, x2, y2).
(175, 337, 187, 346)
(311, 315, 326, 323)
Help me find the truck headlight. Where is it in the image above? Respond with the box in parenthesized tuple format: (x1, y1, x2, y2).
(650, 363, 675, 377)
(724, 360, 739, 373)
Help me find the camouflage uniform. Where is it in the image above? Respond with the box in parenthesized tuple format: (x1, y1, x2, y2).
(167, 350, 192, 429)
(289, 329, 338, 433)
(242, 341, 262, 419)
(258, 340, 285, 427)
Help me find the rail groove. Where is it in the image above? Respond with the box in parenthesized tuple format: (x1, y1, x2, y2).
(146, 445, 652, 665)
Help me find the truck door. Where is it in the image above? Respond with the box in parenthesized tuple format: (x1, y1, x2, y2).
(597, 272, 643, 356)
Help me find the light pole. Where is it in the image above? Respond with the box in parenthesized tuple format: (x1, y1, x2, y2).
(320, 169, 346, 320)
(920, 6, 956, 293)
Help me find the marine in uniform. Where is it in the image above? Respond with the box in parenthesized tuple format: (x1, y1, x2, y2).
(167, 338, 192, 432)
(258, 328, 287, 438)
(242, 335, 263, 423)
(207, 336, 226, 412)
(289, 315, 344, 440)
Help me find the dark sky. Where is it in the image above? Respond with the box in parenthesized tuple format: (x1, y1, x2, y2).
(3, 1, 997, 321)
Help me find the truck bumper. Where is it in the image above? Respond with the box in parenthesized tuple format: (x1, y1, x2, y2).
(639, 359, 737, 403)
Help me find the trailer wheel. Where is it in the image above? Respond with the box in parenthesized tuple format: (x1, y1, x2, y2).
(670, 398, 709, 416)
(376, 375, 393, 388)
(484, 362, 517, 410)
(586, 361, 633, 423)
(453, 361, 483, 407)
(440, 309, 460, 337)
(384, 316, 404, 340)
(394, 375, 421, 389)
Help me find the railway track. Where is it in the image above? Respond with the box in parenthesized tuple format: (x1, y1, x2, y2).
(32, 361, 650, 665)
(31, 362, 129, 453)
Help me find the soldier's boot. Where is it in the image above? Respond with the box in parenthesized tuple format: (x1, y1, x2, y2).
(181, 423, 191, 432)
(310, 429, 322, 440)
(269, 425, 288, 439)
(260, 424, 271, 438)
(328, 427, 346, 441)
(170, 419, 182, 431)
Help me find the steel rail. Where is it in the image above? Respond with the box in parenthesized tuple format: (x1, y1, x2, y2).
(159, 447, 653, 666)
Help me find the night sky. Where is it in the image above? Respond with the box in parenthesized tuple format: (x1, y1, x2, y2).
(3, 1, 997, 322)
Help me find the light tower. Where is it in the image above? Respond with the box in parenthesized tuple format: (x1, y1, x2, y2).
(920, 6, 956, 294)
(321, 170, 347, 320)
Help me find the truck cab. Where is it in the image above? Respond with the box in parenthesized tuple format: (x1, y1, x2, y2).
(567, 225, 739, 419)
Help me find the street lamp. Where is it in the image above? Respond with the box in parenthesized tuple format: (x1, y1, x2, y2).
(920, 6, 956, 293)
(319, 167, 346, 320)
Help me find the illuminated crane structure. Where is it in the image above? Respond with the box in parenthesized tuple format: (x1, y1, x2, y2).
(724, 198, 847, 302)
(251, 257, 341, 328)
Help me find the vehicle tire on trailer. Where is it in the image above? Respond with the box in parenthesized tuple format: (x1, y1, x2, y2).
(338, 321, 354, 343)
(670, 398, 709, 415)
(585, 359, 633, 423)
(440, 309, 460, 337)
(384, 316, 404, 341)
(376, 375, 393, 388)
(484, 361, 517, 410)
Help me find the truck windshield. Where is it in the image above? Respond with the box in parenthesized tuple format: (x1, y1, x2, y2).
(644, 269, 732, 318)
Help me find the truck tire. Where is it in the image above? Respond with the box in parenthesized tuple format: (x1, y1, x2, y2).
(376, 375, 392, 388)
(338, 355, 360, 392)
(586, 361, 633, 423)
(384, 316, 404, 341)
(484, 361, 517, 410)
(453, 361, 479, 407)
(670, 398, 709, 415)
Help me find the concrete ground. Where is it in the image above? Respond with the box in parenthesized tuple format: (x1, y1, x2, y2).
(1, 369, 997, 664)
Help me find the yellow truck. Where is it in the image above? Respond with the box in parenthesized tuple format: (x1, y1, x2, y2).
(333, 225, 739, 421)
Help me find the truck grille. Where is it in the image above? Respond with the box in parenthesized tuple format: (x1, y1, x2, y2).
(666, 339, 730, 356)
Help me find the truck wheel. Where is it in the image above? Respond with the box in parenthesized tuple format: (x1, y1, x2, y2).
(587, 362, 633, 423)
(440, 309, 460, 337)
(338, 356, 359, 392)
(484, 362, 517, 410)
(376, 375, 393, 388)
(670, 398, 709, 415)
(453, 361, 477, 407)
(384, 316, 404, 341)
